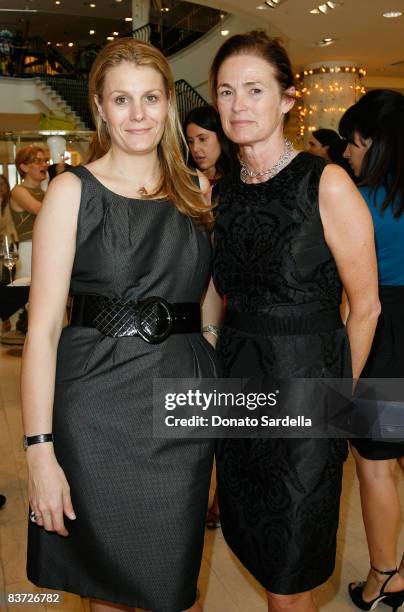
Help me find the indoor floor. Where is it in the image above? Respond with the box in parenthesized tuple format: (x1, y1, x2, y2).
(1, 344, 403, 612)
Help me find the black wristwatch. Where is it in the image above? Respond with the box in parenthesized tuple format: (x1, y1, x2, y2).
(23, 433, 54, 450)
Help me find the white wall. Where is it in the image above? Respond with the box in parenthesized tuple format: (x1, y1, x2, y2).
(0, 78, 51, 114)
(169, 14, 286, 101)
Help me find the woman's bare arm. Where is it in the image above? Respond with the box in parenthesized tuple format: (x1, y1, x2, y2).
(21, 171, 81, 535)
(319, 164, 380, 380)
(11, 185, 43, 215)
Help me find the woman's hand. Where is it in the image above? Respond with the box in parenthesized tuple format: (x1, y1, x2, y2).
(203, 329, 218, 348)
(27, 444, 76, 537)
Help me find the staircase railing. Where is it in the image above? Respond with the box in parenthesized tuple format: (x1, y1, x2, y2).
(126, 3, 225, 57)
(39, 75, 207, 130)
(5, 36, 82, 78)
(131, 24, 152, 43)
(41, 76, 93, 129)
(175, 79, 207, 122)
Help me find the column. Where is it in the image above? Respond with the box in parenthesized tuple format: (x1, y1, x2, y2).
(131, 0, 151, 30)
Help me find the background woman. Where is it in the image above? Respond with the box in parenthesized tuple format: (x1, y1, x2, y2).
(307, 128, 340, 160)
(210, 31, 380, 612)
(0, 174, 17, 333)
(10, 146, 47, 278)
(22, 38, 219, 612)
(340, 89, 404, 612)
(184, 104, 237, 186)
(0, 174, 16, 240)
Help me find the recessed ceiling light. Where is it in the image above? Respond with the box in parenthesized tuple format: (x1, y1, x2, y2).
(90, 3, 96, 7)
(125, 17, 132, 21)
(383, 10, 402, 18)
(256, 0, 284, 8)
(112, 31, 119, 36)
(68, 42, 74, 47)
(221, 29, 230, 36)
(89, 29, 95, 35)
(55, 0, 60, 4)
(107, 36, 114, 41)
(310, 1, 340, 14)
(317, 37, 336, 46)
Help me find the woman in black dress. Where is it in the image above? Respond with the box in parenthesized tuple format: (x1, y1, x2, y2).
(340, 90, 404, 611)
(21, 39, 220, 612)
(209, 31, 380, 611)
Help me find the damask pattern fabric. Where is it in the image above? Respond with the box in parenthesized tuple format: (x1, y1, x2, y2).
(212, 153, 351, 594)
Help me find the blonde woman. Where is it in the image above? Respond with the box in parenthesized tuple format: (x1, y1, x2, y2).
(22, 39, 220, 612)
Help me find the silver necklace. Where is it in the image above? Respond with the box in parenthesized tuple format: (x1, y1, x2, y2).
(240, 138, 294, 183)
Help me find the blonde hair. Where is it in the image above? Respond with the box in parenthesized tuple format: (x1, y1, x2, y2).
(89, 38, 212, 229)
(15, 146, 46, 178)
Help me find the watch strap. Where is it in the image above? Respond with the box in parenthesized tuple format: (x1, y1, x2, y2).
(23, 433, 54, 450)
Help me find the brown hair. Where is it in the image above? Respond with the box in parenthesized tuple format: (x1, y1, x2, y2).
(88, 38, 212, 229)
(15, 146, 46, 178)
(85, 133, 108, 164)
(209, 30, 295, 108)
(0, 174, 10, 212)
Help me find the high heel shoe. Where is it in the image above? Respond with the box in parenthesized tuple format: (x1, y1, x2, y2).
(383, 591, 404, 611)
(349, 565, 404, 611)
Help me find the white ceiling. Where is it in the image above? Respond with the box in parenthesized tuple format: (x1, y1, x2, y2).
(195, 0, 404, 77)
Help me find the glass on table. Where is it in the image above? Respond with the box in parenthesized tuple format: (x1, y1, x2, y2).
(1, 235, 19, 286)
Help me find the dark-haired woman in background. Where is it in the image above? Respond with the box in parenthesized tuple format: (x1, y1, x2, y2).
(307, 128, 340, 160)
(340, 89, 404, 612)
(210, 30, 380, 612)
(184, 105, 237, 187)
(308, 128, 353, 176)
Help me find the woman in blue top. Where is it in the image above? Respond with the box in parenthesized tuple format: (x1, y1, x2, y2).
(340, 89, 404, 612)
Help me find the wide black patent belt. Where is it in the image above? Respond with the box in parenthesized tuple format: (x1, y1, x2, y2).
(225, 308, 343, 336)
(69, 294, 201, 343)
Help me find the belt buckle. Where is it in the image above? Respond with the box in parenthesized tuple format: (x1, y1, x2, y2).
(136, 297, 174, 344)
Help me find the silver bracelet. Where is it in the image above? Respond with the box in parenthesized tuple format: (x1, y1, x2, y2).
(202, 324, 220, 339)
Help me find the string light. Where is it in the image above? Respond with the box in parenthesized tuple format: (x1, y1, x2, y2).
(296, 64, 366, 140)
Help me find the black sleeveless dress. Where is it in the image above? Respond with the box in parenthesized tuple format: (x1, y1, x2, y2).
(27, 166, 216, 612)
(212, 153, 351, 595)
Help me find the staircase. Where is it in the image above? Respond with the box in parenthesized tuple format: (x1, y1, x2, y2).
(34, 78, 86, 130)
(39, 76, 207, 130)
(40, 77, 91, 129)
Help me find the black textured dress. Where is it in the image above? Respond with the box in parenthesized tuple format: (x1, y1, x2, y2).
(27, 166, 216, 612)
(212, 153, 351, 595)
